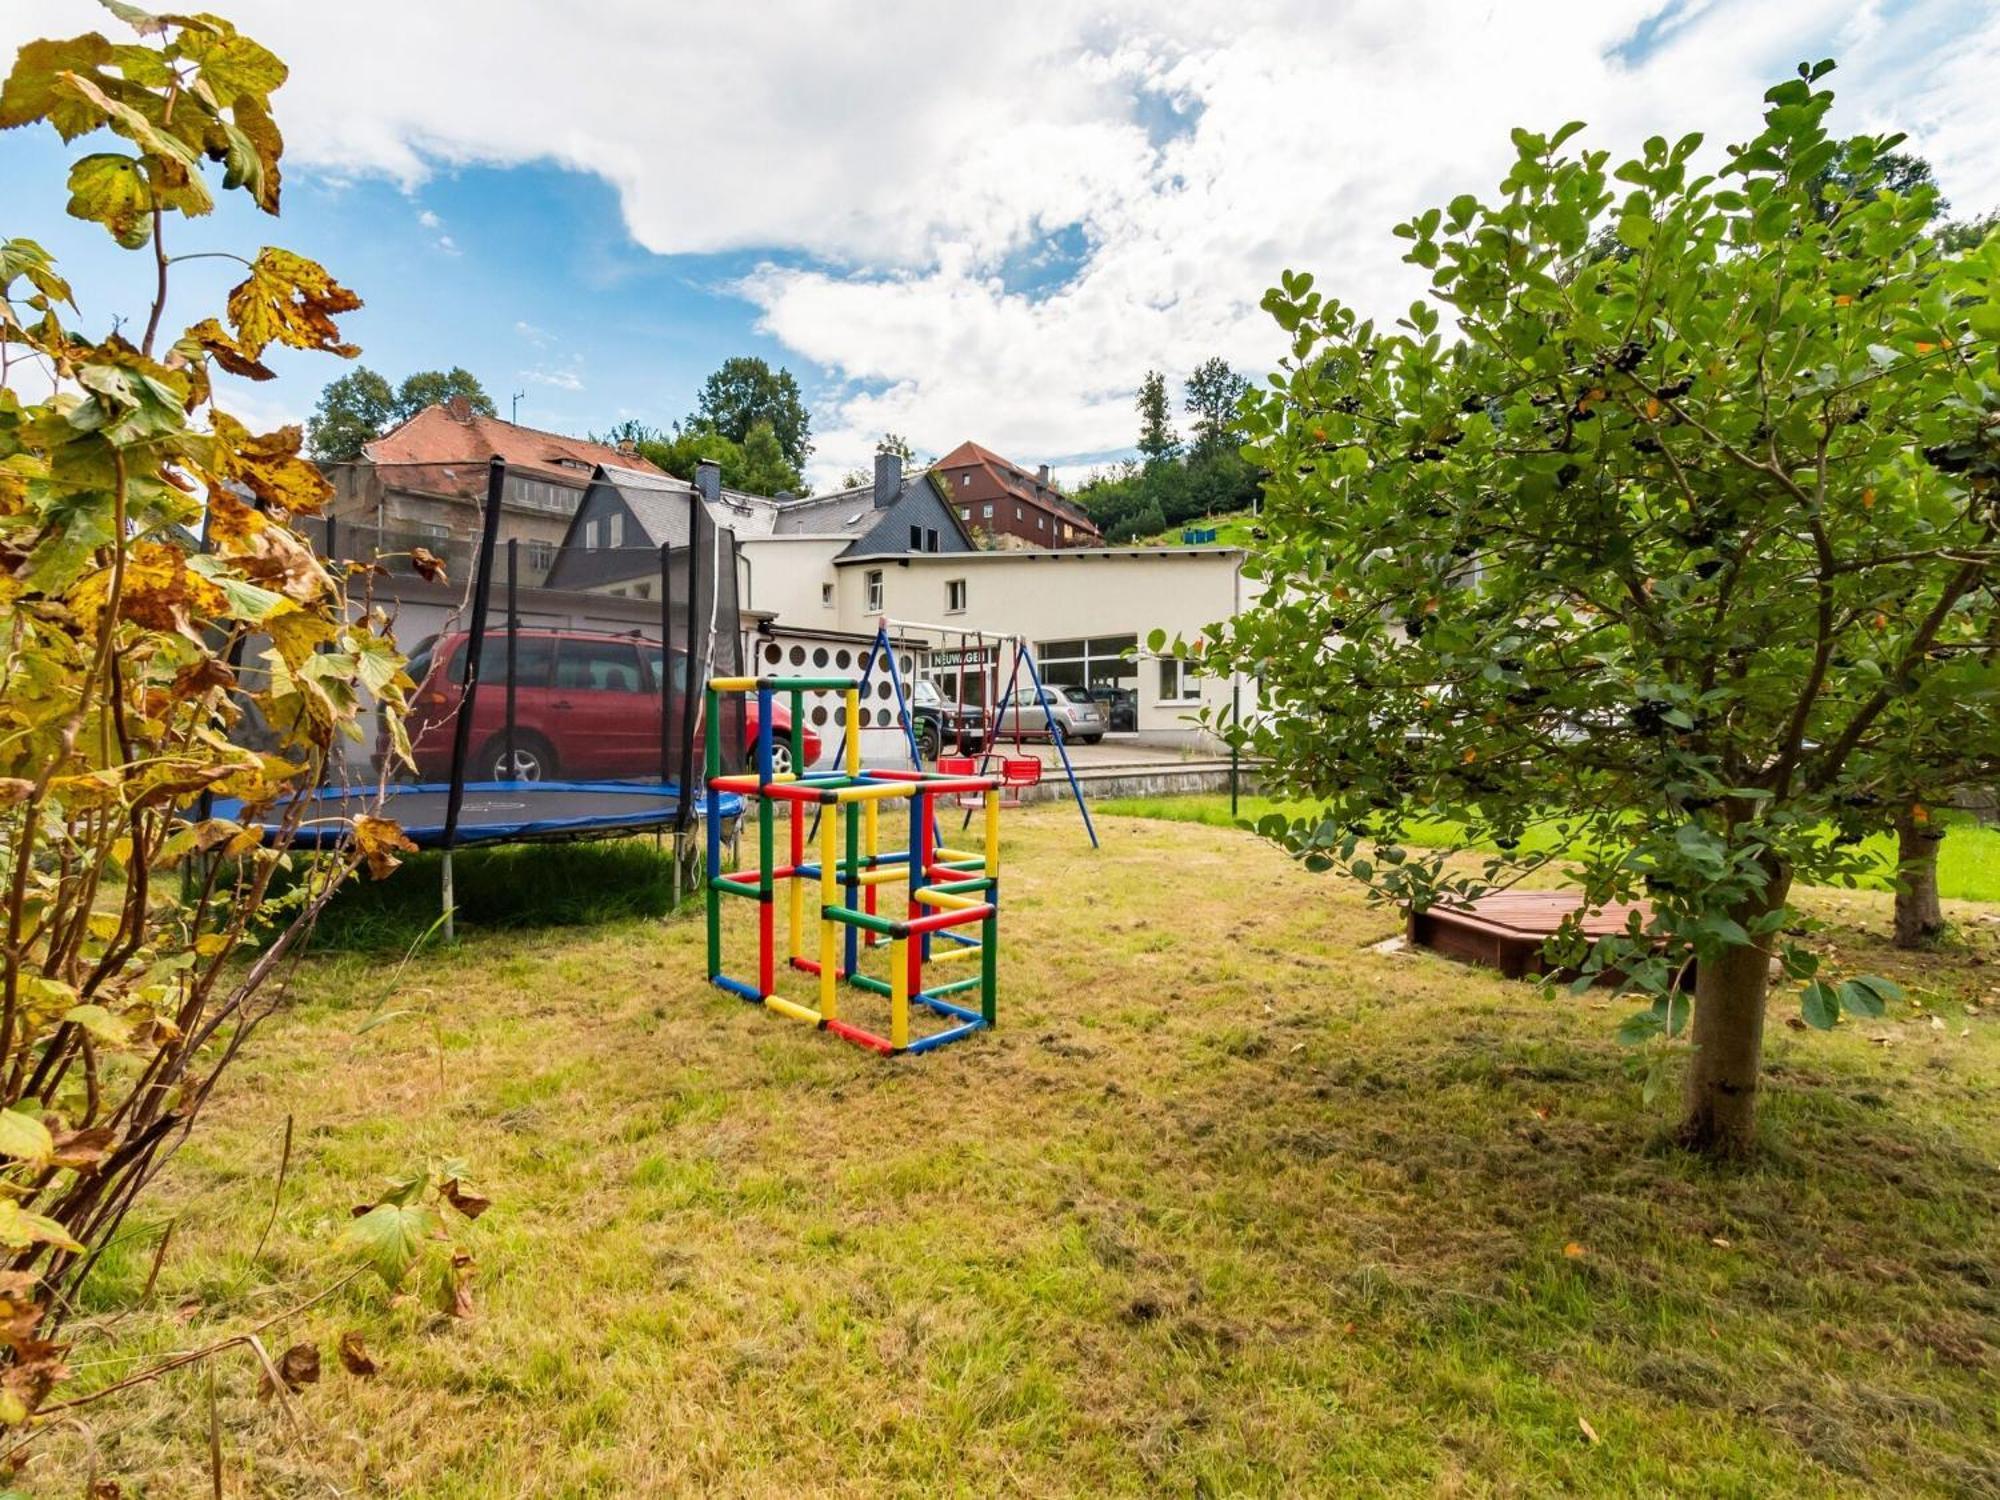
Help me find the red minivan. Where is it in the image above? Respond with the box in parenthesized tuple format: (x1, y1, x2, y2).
(387, 628, 821, 783)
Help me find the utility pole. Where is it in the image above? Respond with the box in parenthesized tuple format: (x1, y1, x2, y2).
(510, 390, 525, 423)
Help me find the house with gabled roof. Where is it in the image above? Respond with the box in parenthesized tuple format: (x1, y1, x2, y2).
(931, 440, 1102, 549)
(543, 451, 974, 606)
(320, 395, 669, 583)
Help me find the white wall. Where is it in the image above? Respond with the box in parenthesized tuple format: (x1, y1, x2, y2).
(831, 548, 1250, 747)
(737, 536, 853, 623)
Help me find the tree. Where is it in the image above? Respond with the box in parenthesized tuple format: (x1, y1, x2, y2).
(1136, 369, 1180, 464)
(597, 418, 806, 497)
(1198, 63, 2000, 1157)
(307, 367, 396, 461)
(394, 366, 493, 421)
(307, 365, 494, 460)
(689, 356, 812, 470)
(1185, 357, 1250, 457)
(0, 6, 427, 1417)
(878, 432, 918, 463)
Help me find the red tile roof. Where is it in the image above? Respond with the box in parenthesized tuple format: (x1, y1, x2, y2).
(363, 401, 666, 496)
(933, 440, 1101, 535)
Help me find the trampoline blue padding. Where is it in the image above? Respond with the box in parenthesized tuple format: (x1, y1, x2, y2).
(213, 780, 742, 851)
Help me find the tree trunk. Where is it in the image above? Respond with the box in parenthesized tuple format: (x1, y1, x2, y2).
(1893, 805, 1945, 950)
(1678, 877, 1790, 1159)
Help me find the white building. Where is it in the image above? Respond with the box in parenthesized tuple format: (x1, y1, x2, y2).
(736, 537, 1253, 748)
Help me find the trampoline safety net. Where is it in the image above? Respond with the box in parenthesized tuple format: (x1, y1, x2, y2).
(259, 458, 750, 850)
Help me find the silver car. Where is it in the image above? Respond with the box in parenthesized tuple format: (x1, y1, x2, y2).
(992, 684, 1105, 744)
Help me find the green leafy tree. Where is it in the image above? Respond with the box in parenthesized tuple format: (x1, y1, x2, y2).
(0, 2, 421, 1416)
(1185, 356, 1250, 457)
(1198, 62, 2000, 1157)
(599, 418, 807, 497)
(689, 356, 812, 470)
(1136, 369, 1179, 464)
(393, 366, 493, 422)
(306, 366, 394, 460)
(308, 365, 493, 460)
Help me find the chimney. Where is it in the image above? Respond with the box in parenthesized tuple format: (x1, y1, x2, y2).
(1037, 462, 1050, 488)
(445, 394, 474, 423)
(872, 450, 902, 510)
(694, 459, 722, 509)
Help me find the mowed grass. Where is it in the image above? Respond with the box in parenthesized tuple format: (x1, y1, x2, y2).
(26, 807, 2000, 1496)
(1102, 793, 2000, 904)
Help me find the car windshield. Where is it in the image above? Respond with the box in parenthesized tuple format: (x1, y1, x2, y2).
(912, 680, 941, 707)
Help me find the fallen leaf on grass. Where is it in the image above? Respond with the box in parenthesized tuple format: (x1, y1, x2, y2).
(337, 1330, 377, 1377)
(1563, 1242, 1585, 1259)
(258, 1340, 319, 1397)
(1929, 1015, 1945, 1032)
(1710, 1237, 1732, 1249)
(1578, 1416, 1600, 1445)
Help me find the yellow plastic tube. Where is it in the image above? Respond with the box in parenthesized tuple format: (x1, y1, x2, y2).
(889, 936, 910, 1051)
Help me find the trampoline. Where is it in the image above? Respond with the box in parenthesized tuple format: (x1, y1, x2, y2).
(215, 780, 743, 852)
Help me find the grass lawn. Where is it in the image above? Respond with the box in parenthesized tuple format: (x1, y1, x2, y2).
(26, 807, 2000, 1495)
(1101, 793, 2000, 904)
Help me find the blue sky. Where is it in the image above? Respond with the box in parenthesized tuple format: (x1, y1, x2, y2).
(2, 0, 1995, 490)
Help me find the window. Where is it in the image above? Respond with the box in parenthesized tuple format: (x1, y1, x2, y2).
(1035, 635, 1137, 694)
(526, 540, 556, 572)
(641, 645, 689, 694)
(866, 569, 884, 612)
(497, 636, 555, 691)
(609, 512, 625, 549)
(981, 503, 993, 519)
(1157, 656, 1200, 702)
(959, 507, 970, 521)
(925, 528, 939, 552)
(634, 581, 651, 600)
(556, 639, 643, 693)
(1015, 505, 1023, 521)
(959, 473, 970, 487)
(910, 524, 923, 550)
(1035, 514, 1044, 530)
(821, 582, 834, 608)
(946, 578, 967, 613)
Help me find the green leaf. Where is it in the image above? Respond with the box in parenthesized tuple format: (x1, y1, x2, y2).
(1836, 979, 1884, 1019)
(63, 1003, 131, 1045)
(65, 152, 152, 247)
(1617, 1009, 1662, 1046)
(339, 1201, 438, 1288)
(0, 1109, 53, 1163)
(0, 1199, 83, 1253)
(1846, 973, 1904, 1007)
(1800, 981, 1840, 1030)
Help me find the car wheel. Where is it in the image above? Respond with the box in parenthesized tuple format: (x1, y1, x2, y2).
(765, 741, 794, 778)
(484, 731, 555, 783)
(918, 722, 942, 763)
(1081, 735, 1103, 746)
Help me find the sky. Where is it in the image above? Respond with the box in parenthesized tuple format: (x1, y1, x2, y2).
(2, 0, 1997, 491)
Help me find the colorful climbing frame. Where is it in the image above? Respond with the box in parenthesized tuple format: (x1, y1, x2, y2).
(703, 674, 1005, 1055)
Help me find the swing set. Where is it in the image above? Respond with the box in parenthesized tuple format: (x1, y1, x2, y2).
(820, 619, 1099, 850)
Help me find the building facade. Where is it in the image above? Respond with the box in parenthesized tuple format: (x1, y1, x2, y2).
(931, 441, 1103, 549)
(322, 397, 667, 584)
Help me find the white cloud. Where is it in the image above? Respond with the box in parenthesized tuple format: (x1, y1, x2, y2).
(416, 208, 442, 230)
(522, 364, 584, 392)
(4, 0, 1994, 488)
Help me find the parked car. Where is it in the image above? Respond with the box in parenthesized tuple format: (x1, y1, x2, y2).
(385, 628, 821, 783)
(1085, 685, 1138, 732)
(908, 678, 987, 761)
(991, 683, 1106, 745)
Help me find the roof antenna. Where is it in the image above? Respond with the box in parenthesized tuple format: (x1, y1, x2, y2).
(510, 390, 525, 423)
